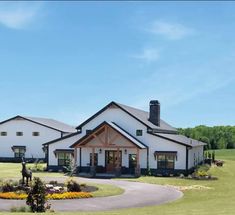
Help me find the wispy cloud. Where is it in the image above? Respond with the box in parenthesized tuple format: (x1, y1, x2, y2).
(131, 48, 160, 62)
(147, 21, 195, 40)
(130, 55, 235, 110)
(0, 2, 42, 29)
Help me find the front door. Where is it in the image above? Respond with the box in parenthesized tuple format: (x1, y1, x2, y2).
(105, 151, 122, 173)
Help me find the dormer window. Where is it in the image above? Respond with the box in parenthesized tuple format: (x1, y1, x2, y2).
(136, 129, 143, 136)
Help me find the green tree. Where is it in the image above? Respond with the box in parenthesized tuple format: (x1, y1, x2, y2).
(26, 177, 48, 212)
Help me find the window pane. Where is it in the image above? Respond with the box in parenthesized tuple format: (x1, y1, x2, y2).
(16, 132, 23, 136)
(90, 153, 98, 166)
(58, 153, 65, 159)
(1, 132, 7, 136)
(32, 132, 40, 136)
(157, 154, 175, 169)
(129, 154, 137, 168)
(14, 148, 20, 153)
(136, 130, 143, 136)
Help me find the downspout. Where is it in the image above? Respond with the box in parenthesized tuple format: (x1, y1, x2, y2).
(79, 148, 82, 172)
(147, 146, 149, 173)
(186, 147, 189, 175)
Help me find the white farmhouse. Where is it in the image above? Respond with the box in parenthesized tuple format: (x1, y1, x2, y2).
(45, 101, 206, 176)
(0, 115, 76, 162)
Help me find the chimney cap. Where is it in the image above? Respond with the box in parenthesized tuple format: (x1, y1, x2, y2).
(150, 100, 160, 105)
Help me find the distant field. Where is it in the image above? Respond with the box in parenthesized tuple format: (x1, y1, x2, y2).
(0, 149, 234, 215)
(211, 149, 235, 161)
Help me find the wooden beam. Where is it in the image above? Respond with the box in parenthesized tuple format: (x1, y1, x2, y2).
(105, 126, 108, 145)
(136, 148, 140, 167)
(116, 147, 120, 167)
(92, 134, 105, 145)
(77, 145, 137, 149)
(109, 134, 119, 145)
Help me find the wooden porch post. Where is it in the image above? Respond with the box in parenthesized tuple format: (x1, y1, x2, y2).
(90, 147, 96, 177)
(92, 147, 95, 167)
(74, 148, 77, 166)
(73, 148, 78, 175)
(115, 147, 121, 177)
(135, 148, 141, 177)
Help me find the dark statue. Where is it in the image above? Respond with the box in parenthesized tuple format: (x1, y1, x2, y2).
(21, 159, 32, 186)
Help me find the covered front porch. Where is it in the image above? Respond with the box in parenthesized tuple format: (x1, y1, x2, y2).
(71, 121, 146, 177)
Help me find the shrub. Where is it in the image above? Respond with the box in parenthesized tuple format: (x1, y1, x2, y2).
(0, 180, 17, 192)
(26, 177, 48, 212)
(66, 179, 81, 192)
(195, 164, 210, 177)
(29, 160, 45, 172)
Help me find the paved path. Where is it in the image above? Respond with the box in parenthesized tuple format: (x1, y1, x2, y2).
(0, 177, 183, 212)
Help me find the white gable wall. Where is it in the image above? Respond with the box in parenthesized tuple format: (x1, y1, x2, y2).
(0, 119, 62, 159)
(146, 134, 186, 169)
(78, 107, 187, 170)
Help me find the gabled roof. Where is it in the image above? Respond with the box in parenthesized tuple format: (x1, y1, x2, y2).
(76, 101, 177, 133)
(43, 132, 81, 146)
(71, 121, 147, 149)
(0, 115, 77, 133)
(151, 132, 207, 148)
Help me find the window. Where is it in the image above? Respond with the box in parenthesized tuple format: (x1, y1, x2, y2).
(136, 130, 143, 136)
(157, 154, 175, 169)
(86, 130, 92, 135)
(32, 132, 40, 136)
(129, 154, 137, 168)
(0, 132, 7, 136)
(16, 132, 23, 136)
(89, 153, 98, 166)
(58, 152, 71, 166)
(14, 148, 25, 158)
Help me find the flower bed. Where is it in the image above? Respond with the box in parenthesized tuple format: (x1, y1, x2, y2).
(47, 192, 92, 200)
(0, 192, 92, 200)
(0, 192, 27, 200)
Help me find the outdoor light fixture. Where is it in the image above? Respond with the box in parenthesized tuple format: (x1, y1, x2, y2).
(99, 149, 102, 154)
(124, 149, 127, 154)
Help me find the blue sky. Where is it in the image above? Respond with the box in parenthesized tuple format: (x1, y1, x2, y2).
(0, 1, 235, 128)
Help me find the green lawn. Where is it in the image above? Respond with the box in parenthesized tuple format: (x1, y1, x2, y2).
(0, 163, 63, 179)
(0, 149, 235, 215)
(0, 162, 123, 198)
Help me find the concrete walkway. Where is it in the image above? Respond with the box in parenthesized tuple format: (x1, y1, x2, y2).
(0, 177, 183, 212)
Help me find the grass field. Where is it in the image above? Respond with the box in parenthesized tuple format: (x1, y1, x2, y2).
(0, 149, 234, 215)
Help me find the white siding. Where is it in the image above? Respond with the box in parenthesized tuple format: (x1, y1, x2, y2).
(0, 119, 62, 159)
(188, 146, 204, 169)
(48, 134, 81, 166)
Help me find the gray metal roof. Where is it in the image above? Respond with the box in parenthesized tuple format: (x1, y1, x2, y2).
(22, 116, 77, 133)
(116, 102, 177, 133)
(156, 133, 207, 147)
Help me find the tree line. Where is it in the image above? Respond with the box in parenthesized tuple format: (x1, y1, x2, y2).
(178, 125, 235, 150)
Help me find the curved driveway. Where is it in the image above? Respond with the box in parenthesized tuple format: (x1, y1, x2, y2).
(0, 177, 183, 212)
